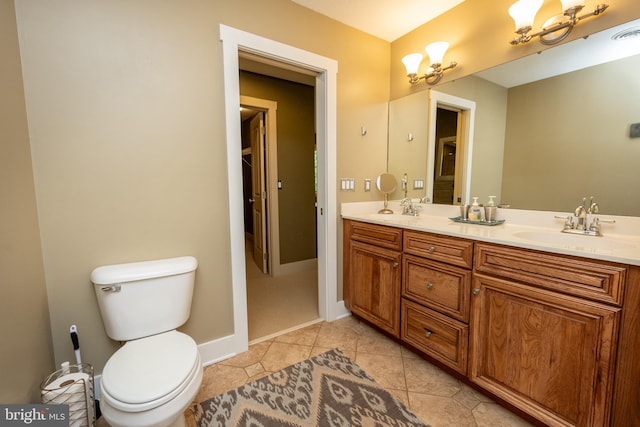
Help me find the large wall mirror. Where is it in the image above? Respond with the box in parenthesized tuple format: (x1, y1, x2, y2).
(388, 18, 640, 217)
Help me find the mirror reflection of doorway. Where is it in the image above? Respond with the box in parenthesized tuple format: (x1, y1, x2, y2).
(433, 107, 459, 204)
(427, 90, 476, 207)
(239, 71, 320, 343)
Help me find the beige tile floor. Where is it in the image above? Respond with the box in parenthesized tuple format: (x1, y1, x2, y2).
(183, 316, 535, 427)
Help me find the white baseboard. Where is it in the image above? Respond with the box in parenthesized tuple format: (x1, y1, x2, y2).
(197, 333, 242, 367)
(333, 300, 350, 320)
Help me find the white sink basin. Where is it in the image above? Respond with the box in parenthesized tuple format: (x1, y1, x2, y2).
(512, 231, 637, 251)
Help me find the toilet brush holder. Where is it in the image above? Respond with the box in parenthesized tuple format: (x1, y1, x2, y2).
(41, 363, 95, 427)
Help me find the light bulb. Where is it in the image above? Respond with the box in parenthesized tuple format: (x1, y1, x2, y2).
(402, 53, 423, 76)
(425, 42, 449, 66)
(508, 0, 543, 31)
(561, 0, 585, 12)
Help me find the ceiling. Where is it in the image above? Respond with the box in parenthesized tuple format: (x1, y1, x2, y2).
(290, 0, 464, 42)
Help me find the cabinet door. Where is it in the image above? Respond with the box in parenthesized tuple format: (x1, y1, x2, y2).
(349, 240, 402, 336)
(470, 273, 620, 427)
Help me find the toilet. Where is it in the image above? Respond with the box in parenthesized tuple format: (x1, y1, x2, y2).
(91, 256, 202, 427)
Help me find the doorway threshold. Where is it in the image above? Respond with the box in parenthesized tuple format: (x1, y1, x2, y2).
(248, 317, 324, 346)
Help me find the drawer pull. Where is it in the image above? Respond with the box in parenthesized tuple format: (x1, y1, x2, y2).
(424, 329, 433, 337)
(428, 246, 435, 252)
(472, 288, 480, 296)
(393, 262, 399, 268)
(426, 283, 433, 289)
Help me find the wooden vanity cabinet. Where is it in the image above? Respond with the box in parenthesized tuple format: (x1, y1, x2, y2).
(470, 243, 625, 427)
(401, 231, 473, 374)
(343, 220, 640, 426)
(343, 219, 402, 337)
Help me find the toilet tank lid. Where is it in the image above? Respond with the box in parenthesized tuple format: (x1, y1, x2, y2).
(90, 256, 198, 285)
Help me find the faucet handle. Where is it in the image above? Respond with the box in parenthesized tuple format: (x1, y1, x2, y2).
(588, 217, 615, 235)
(597, 218, 616, 224)
(555, 215, 574, 230)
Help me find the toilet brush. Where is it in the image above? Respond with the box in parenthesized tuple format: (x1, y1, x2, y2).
(70, 325, 82, 365)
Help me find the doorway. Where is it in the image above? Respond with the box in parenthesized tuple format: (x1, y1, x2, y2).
(239, 88, 319, 342)
(220, 24, 343, 358)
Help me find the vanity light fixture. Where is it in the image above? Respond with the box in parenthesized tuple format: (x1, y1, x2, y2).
(509, 0, 609, 46)
(402, 41, 458, 85)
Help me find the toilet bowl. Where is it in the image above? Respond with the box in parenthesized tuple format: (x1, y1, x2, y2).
(99, 331, 202, 427)
(91, 256, 202, 427)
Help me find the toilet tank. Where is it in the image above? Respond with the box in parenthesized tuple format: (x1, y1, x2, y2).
(91, 256, 198, 341)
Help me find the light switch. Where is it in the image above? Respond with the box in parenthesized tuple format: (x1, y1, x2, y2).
(364, 179, 371, 192)
(340, 178, 356, 191)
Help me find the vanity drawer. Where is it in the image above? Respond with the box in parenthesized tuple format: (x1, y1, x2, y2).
(348, 220, 403, 251)
(403, 254, 471, 322)
(474, 243, 627, 306)
(404, 230, 473, 268)
(401, 298, 468, 375)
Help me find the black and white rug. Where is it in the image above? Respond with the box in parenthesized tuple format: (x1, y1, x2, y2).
(196, 348, 431, 427)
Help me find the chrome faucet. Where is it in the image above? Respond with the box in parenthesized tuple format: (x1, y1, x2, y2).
(574, 198, 588, 231)
(555, 197, 614, 236)
(400, 173, 421, 216)
(401, 197, 421, 216)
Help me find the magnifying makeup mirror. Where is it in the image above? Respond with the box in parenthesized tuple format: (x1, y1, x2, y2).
(376, 173, 397, 214)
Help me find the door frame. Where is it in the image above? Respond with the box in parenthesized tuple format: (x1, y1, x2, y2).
(241, 96, 281, 277)
(220, 25, 344, 356)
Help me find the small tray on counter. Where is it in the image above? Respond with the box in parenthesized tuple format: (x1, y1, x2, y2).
(449, 216, 505, 226)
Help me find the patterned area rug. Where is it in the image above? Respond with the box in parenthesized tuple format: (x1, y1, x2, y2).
(196, 349, 430, 427)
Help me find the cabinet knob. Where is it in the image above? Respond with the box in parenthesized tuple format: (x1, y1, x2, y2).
(472, 288, 480, 296)
(424, 329, 433, 337)
(393, 262, 399, 268)
(428, 246, 435, 252)
(426, 283, 433, 289)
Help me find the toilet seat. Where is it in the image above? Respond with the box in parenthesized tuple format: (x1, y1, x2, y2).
(101, 330, 200, 412)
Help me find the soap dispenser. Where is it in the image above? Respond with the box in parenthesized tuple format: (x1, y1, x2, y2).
(469, 197, 482, 221)
(485, 196, 497, 222)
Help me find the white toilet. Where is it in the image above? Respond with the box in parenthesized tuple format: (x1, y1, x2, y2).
(91, 256, 202, 427)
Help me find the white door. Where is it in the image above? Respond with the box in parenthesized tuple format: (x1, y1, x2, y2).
(250, 112, 268, 274)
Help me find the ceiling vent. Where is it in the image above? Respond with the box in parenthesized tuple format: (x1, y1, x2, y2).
(611, 26, 640, 41)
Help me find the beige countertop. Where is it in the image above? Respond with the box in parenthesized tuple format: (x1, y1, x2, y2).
(341, 201, 640, 266)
